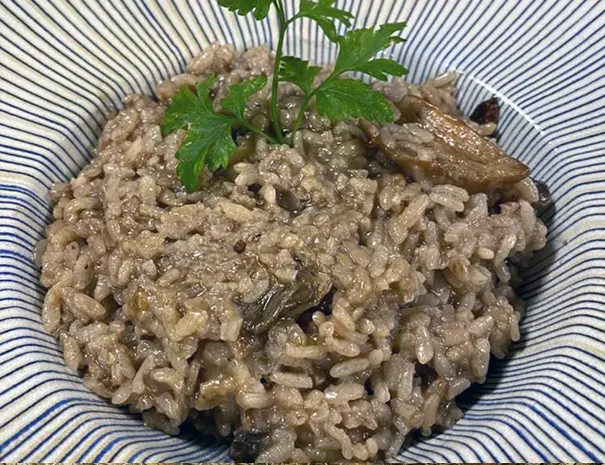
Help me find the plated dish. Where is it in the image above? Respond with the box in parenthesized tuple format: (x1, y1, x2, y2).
(2, 0, 604, 463)
(35, 1, 551, 461)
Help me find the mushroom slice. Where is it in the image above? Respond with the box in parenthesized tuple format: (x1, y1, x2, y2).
(359, 95, 529, 192)
(240, 269, 332, 335)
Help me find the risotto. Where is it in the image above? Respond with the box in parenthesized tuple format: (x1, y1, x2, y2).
(36, 44, 548, 462)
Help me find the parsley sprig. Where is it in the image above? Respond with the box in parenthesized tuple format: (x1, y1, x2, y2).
(162, 0, 408, 192)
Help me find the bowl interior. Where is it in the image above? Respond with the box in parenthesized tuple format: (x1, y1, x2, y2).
(1, 0, 604, 462)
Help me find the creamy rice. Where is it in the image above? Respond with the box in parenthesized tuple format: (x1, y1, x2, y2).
(36, 44, 547, 462)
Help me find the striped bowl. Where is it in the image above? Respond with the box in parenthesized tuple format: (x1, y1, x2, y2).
(1, 0, 604, 462)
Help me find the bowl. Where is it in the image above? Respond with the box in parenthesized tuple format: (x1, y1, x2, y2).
(1, 0, 604, 462)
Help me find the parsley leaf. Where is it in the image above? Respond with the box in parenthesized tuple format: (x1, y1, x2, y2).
(217, 0, 273, 20)
(220, 75, 268, 120)
(298, 0, 354, 42)
(287, 22, 407, 136)
(176, 121, 236, 191)
(161, 78, 237, 192)
(162, 0, 412, 190)
(161, 78, 216, 136)
(354, 58, 408, 81)
(162, 75, 271, 191)
(333, 22, 407, 75)
(315, 78, 394, 122)
(279, 56, 322, 95)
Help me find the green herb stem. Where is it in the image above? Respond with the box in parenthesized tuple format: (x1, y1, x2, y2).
(288, 93, 312, 143)
(289, 73, 336, 141)
(270, 0, 288, 144)
(239, 119, 280, 145)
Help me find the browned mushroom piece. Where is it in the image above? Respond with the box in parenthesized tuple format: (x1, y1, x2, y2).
(359, 95, 529, 192)
(239, 268, 333, 335)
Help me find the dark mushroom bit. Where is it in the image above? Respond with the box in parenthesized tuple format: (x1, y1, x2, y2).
(275, 188, 305, 214)
(470, 96, 501, 125)
(239, 268, 333, 335)
(359, 95, 530, 192)
(533, 179, 554, 213)
(229, 429, 270, 462)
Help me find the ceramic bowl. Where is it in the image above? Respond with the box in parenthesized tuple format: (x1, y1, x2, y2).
(1, 0, 604, 462)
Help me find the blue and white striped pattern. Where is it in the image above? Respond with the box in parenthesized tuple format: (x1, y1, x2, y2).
(1, 0, 604, 462)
